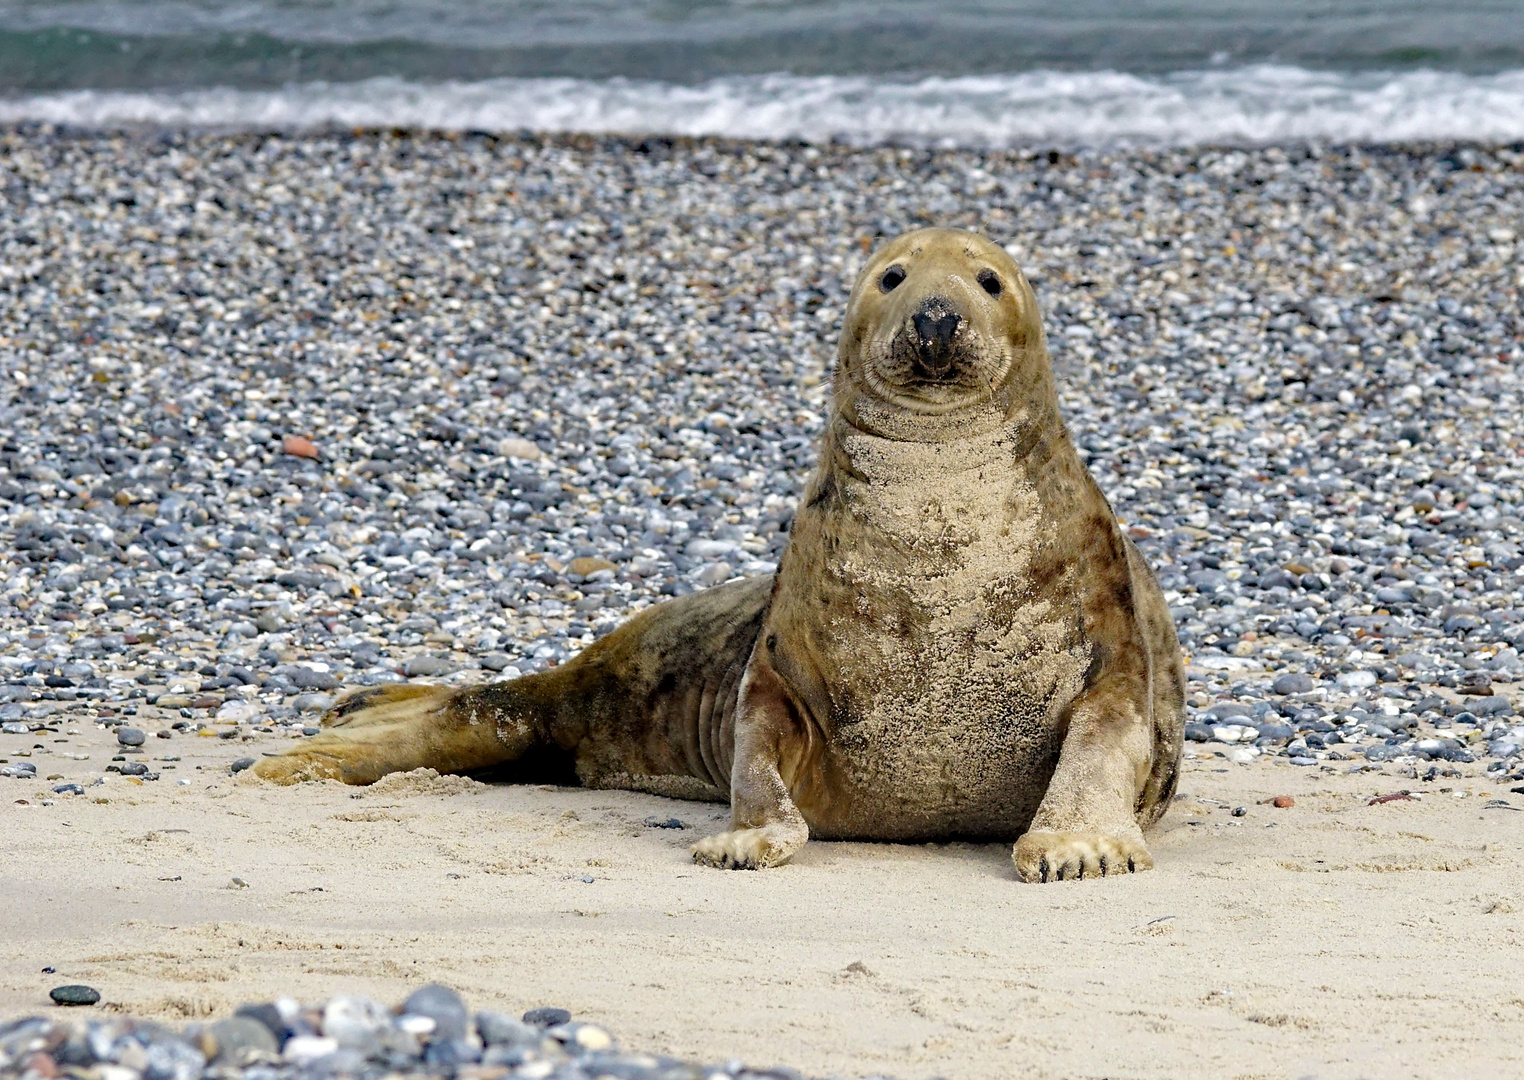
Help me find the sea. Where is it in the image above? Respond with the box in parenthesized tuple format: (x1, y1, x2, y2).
(3, 0, 1524, 146)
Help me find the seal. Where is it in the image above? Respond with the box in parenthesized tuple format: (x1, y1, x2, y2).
(255, 228, 1185, 883)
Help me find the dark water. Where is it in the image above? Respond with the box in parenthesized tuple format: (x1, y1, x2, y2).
(3, 1, 1524, 144)
(4, 1, 1524, 90)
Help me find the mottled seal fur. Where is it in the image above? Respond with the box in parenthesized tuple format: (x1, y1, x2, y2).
(255, 228, 1185, 883)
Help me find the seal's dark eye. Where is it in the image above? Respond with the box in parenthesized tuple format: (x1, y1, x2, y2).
(879, 265, 906, 292)
(978, 269, 1003, 297)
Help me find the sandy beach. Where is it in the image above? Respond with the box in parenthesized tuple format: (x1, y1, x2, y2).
(2, 705, 1524, 1080)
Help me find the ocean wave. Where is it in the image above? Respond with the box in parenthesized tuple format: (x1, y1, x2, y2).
(5, 65, 1524, 146)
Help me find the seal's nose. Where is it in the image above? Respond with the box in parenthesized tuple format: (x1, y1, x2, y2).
(910, 300, 962, 378)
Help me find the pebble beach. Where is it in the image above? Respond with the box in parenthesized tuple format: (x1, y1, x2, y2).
(3, 129, 1524, 1078)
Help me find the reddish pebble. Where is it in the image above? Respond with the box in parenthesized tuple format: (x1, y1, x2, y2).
(283, 434, 319, 459)
(1272, 796, 1295, 808)
(21, 1052, 59, 1078)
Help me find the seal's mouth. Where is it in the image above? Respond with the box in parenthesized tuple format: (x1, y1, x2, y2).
(889, 324, 980, 387)
(876, 296, 999, 398)
(860, 327, 1010, 414)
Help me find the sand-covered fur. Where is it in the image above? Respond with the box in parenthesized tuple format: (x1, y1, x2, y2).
(256, 228, 1184, 881)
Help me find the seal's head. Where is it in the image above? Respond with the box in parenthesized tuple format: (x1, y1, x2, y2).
(840, 228, 1049, 418)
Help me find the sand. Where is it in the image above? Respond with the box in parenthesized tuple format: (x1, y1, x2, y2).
(3, 711, 1523, 1080)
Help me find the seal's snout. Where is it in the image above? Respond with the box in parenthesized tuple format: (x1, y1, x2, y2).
(910, 299, 962, 378)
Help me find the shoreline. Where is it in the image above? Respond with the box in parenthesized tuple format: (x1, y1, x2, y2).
(8, 118, 1524, 154)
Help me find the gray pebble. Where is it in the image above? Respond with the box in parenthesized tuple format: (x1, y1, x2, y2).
(321, 995, 391, 1053)
(291, 693, 335, 713)
(1271, 673, 1315, 695)
(49, 985, 100, 1006)
(402, 656, 455, 677)
(522, 1007, 572, 1028)
(475, 1012, 539, 1048)
(207, 1016, 279, 1064)
(400, 984, 468, 1043)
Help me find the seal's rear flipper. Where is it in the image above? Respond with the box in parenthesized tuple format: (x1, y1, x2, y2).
(252, 682, 541, 785)
(253, 577, 772, 790)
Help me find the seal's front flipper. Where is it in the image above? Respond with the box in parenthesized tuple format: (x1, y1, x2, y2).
(252, 682, 537, 785)
(691, 652, 809, 870)
(1013, 829, 1153, 882)
(1013, 687, 1157, 883)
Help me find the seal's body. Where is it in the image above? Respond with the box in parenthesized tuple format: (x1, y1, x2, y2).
(257, 229, 1184, 882)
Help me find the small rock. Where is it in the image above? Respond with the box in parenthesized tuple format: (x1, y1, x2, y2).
(1336, 670, 1378, 691)
(1271, 796, 1295, 808)
(643, 816, 686, 829)
(522, 1007, 572, 1028)
(422, 1039, 480, 1068)
(287, 669, 340, 691)
(497, 437, 542, 460)
(282, 1036, 338, 1065)
(395, 1014, 436, 1038)
(548, 1022, 613, 1053)
(116, 727, 146, 747)
(321, 995, 390, 1052)
(230, 757, 256, 774)
(403, 656, 456, 677)
(475, 1012, 538, 1048)
(282, 435, 320, 459)
(144, 1037, 205, 1080)
(1271, 673, 1314, 695)
(216, 700, 260, 725)
(478, 653, 515, 672)
(308, 1047, 368, 1074)
(1461, 676, 1496, 696)
(567, 556, 616, 577)
(49, 985, 100, 1006)
(233, 1002, 289, 1045)
(291, 693, 335, 713)
(1231, 806, 1248, 817)
(208, 1016, 279, 1064)
(401, 984, 469, 1042)
(696, 561, 733, 586)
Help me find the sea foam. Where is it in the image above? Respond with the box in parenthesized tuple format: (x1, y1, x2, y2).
(5, 65, 1524, 146)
